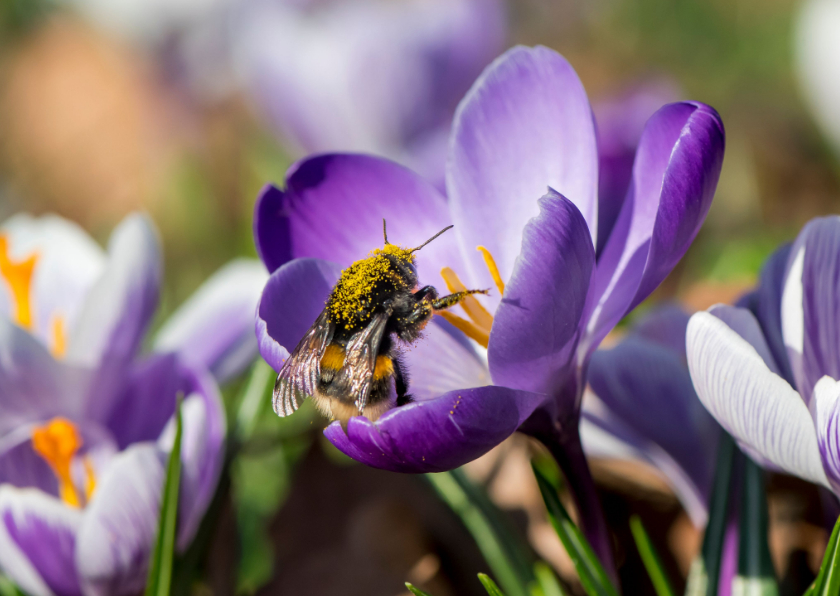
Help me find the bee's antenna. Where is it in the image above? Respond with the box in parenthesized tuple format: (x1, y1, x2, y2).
(383, 219, 390, 245)
(410, 224, 454, 253)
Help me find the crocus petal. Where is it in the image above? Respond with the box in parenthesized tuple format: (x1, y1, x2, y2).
(157, 365, 225, 550)
(488, 192, 595, 399)
(0, 214, 105, 351)
(580, 408, 710, 527)
(324, 386, 547, 473)
(630, 303, 691, 361)
(153, 259, 268, 383)
(593, 79, 681, 256)
(0, 318, 88, 432)
(813, 375, 840, 494)
(399, 318, 491, 402)
(76, 443, 166, 596)
(66, 214, 161, 369)
(750, 243, 794, 383)
(588, 335, 718, 497)
(104, 354, 181, 449)
(254, 154, 464, 280)
(585, 102, 725, 354)
(782, 216, 840, 402)
(0, 486, 83, 596)
(687, 310, 828, 487)
(256, 258, 341, 371)
(447, 45, 598, 290)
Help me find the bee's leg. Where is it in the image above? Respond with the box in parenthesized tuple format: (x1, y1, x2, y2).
(413, 285, 439, 301)
(430, 289, 489, 311)
(393, 356, 413, 407)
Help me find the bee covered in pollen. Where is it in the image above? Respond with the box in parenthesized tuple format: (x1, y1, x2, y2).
(272, 221, 488, 424)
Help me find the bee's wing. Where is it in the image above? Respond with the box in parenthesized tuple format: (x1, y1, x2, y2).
(344, 309, 392, 414)
(272, 308, 335, 417)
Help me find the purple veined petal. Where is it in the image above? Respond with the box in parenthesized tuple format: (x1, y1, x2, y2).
(447, 45, 598, 292)
(0, 318, 89, 433)
(324, 386, 547, 473)
(488, 191, 595, 400)
(686, 310, 828, 487)
(0, 214, 105, 354)
(708, 304, 782, 375)
(584, 102, 725, 356)
(66, 214, 161, 373)
(104, 353, 182, 449)
(593, 79, 681, 256)
(256, 257, 341, 371)
(749, 243, 794, 384)
(157, 365, 225, 550)
(400, 318, 491, 402)
(587, 335, 719, 504)
(813, 376, 840, 495)
(76, 443, 166, 596)
(580, 405, 709, 527)
(0, 487, 83, 596)
(782, 216, 840, 403)
(153, 259, 268, 384)
(254, 154, 465, 281)
(630, 303, 691, 361)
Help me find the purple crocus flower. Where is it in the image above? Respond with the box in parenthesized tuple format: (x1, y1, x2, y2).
(581, 305, 721, 527)
(0, 213, 266, 596)
(254, 45, 724, 564)
(235, 0, 506, 187)
(687, 216, 840, 496)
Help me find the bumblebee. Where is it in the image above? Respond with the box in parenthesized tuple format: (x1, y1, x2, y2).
(273, 221, 487, 424)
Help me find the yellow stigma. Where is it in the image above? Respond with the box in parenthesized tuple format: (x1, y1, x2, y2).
(436, 246, 504, 349)
(0, 235, 38, 330)
(31, 418, 95, 507)
(51, 315, 67, 358)
(476, 246, 505, 296)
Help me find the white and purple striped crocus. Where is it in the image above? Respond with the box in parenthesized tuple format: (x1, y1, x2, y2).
(581, 305, 721, 527)
(0, 213, 266, 596)
(253, 45, 724, 564)
(236, 0, 506, 188)
(688, 216, 840, 497)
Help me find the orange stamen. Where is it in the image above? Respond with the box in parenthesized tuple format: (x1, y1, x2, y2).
(436, 311, 490, 348)
(31, 418, 83, 507)
(476, 246, 505, 297)
(51, 315, 67, 359)
(440, 267, 493, 331)
(0, 235, 38, 330)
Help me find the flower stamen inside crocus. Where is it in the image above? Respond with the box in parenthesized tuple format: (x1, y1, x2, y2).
(436, 246, 504, 349)
(31, 418, 96, 507)
(51, 315, 67, 358)
(0, 235, 38, 331)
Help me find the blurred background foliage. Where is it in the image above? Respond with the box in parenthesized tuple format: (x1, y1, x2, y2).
(1, 0, 838, 594)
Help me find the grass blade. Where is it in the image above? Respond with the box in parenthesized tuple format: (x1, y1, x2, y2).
(733, 458, 778, 595)
(531, 463, 618, 596)
(145, 396, 184, 596)
(630, 515, 676, 596)
(406, 582, 435, 596)
(426, 470, 533, 596)
(479, 573, 508, 596)
(533, 561, 567, 596)
(812, 515, 840, 595)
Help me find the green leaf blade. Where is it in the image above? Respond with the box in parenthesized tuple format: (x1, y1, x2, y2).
(478, 573, 508, 596)
(406, 582, 435, 596)
(531, 464, 617, 596)
(813, 515, 840, 595)
(629, 516, 675, 596)
(145, 396, 184, 596)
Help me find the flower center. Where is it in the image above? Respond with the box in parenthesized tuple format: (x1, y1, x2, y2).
(0, 234, 67, 358)
(435, 246, 505, 349)
(31, 418, 96, 507)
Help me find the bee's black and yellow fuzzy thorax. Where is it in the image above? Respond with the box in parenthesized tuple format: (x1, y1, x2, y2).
(326, 244, 418, 331)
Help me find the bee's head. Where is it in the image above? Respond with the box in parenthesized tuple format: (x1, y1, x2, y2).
(375, 219, 454, 265)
